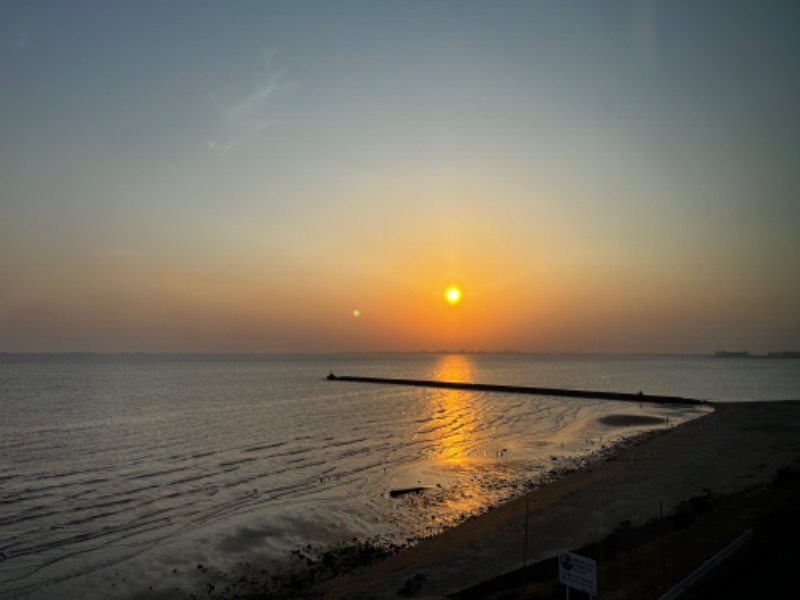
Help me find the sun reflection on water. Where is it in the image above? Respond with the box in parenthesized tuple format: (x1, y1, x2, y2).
(408, 354, 507, 528)
(426, 354, 479, 466)
(432, 353, 474, 383)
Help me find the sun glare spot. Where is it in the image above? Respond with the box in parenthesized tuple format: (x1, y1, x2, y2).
(445, 286, 462, 305)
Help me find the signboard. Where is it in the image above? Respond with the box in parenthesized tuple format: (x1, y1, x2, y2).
(559, 551, 597, 596)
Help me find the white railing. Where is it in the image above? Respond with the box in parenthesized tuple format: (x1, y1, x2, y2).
(658, 528, 753, 600)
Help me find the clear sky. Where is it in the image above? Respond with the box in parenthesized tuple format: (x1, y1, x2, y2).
(1, 1, 799, 354)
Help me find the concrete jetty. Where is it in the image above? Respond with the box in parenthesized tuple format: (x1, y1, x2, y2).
(326, 374, 706, 406)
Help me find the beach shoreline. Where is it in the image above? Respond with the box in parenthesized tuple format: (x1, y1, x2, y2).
(132, 411, 682, 599)
(116, 404, 701, 600)
(312, 400, 800, 599)
(118, 400, 800, 599)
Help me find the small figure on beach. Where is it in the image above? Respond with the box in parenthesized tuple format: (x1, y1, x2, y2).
(327, 370, 336, 380)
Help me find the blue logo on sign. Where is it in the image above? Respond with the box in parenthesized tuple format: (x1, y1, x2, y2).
(560, 553, 574, 571)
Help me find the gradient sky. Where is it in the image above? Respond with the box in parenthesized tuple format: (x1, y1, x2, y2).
(2, 1, 799, 354)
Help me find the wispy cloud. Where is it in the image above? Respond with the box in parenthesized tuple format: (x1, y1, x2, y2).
(208, 52, 293, 155)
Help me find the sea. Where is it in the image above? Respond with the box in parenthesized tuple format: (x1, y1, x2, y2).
(1, 353, 798, 599)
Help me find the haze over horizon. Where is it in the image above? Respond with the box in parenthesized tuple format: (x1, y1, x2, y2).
(2, 1, 799, 355)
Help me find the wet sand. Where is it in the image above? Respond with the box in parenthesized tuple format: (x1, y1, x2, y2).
(314, 401, 800, 599)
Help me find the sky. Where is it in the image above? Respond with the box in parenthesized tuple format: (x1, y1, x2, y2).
(1, 1, 799, 354)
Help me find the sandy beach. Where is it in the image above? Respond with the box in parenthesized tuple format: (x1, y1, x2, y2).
(313, 401, 800, 599)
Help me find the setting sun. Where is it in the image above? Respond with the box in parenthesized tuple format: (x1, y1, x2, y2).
(445, 286, 462, 305)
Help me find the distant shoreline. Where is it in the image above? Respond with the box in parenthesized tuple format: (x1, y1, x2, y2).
(713, 350, 800, 359)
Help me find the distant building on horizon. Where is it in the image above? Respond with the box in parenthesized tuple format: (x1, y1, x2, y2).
(713, 351, 751, 358)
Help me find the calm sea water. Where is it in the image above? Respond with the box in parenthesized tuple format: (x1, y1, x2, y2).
(1, 353, 798, 598)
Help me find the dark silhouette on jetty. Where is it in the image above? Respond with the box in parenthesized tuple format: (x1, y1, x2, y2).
(326, 373, 706, 406)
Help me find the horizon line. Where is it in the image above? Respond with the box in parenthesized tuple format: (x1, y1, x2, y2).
(0, 350, 725, 357)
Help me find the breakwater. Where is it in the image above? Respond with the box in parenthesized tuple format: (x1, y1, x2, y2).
(327, 374, 707, 406)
